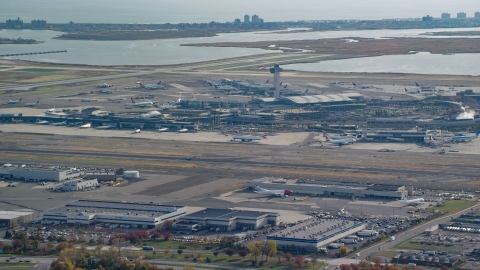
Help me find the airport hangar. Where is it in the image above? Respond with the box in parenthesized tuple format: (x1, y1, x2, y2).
(178, 208, 280, 232)
(0, 210, 41, 228)
(43, 200, 186, 229)
(248, 178, 409, 200)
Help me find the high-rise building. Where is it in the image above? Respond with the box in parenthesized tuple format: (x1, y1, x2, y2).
(252, 14, 259, 23)
(475, 12, 480, 19)
(6, 17, 23, 28)
(457, 12, 467, 19)
(422, 15, 433, 22)
(234, 18, 241, 24)
(31, 19, 47, 29)
(441, 13, 451, 19)
(244, 14, 250, 23)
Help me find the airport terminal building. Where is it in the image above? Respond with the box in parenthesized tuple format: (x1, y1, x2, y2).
(0, 167, 83, 181)
(43, 200, 186, 229)
(248, 178, 408, 200)
(179, 208, 280, 232)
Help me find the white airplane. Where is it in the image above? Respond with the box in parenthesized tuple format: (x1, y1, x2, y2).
(402, 197, 425, 206)
(98, 83, 113, 88)
(136, 82, 165, 90)
(322, 131, 355, 140)
(36, 120, 49, 125)
(25, 100, 39, 107)
(7, 98, 22, 104)
(324, 134, 356, 146)
(51, 121, 67, 126)
(178, 128, 188, 133)
(451, 131, 480, 142)
(79, 123, 91, 128)
(232, 133, 267, 142)
(132, 129, 141, 134)
(127, 98, 153, 107)
(387, 137, 405, 142)
(352, 82, 374, 89)
(404, 88, 421, 94)
(254, 185, 292, 197)
(157, 128, 169, 132)
(96, 125, 116, 130)
(140, 111, 162, 118)
(46, 107, 55, 113)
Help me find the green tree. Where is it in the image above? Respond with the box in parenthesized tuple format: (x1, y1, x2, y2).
(4, 231, 12, 239)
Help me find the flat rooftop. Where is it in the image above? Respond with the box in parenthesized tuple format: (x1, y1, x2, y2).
(183, 208, 277, 220)
(268, 218, 359, 241)
(0, 210, 36, 220)
(68, 199, 182, 212)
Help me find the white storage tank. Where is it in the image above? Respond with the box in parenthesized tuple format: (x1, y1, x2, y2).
(124, 171, 139, 179)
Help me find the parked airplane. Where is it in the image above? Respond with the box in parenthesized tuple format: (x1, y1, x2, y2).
(98, 83, 113, 88)
(178, 128, 188, 133)
(96, 125, 116, 130)
(132, 129, 141, 134)
(46, 107, 56, 113)
(127, 98, 153, 107)
(159, 104, 178, 110)
(415, 82, 436, 90)
(136, 82, 165, 90)
(322, 131, 354, 140)
(232, 133, 267, 142)
(25, 101, 39, 107)
(404, 88, 421, 94)
(451, 131, 480, 142)
(36, 120, 49, 125)
(7, 98, 22, 104)
(254, 185, 292, 197)
(79, 123, 91, 128)
(101, 88, 117, 94)
(402, 197, 425, 206)
(51, 121, 67, 126)
(140, 111, 162, 118)
(181, 156, 196, 160)
(157, 128, 169, 132)
(324, 135, 356, 146)
(352, 82, 374, 89)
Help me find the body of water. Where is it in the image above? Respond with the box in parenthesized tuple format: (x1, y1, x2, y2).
(283, 52, 480, 76)
(1, 27, 480, 66)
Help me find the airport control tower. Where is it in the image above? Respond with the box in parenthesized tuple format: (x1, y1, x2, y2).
(270, 64, 283, 99)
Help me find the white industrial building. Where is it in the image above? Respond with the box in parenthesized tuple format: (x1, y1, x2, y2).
(3, 167, 83, 181)
(0, 210, 40, 228)
(179, 208, 279, 232)
(248, 178, 408, 200)
(61, 179, 98, 191)
(43, 200, 186, 229)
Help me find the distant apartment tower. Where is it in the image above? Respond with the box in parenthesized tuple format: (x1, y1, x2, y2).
(252, 14, 260, 23)
(234, 18, 241, 24)
(31, 19, 47, 29)
(244, 14, 250, 23)
(6, 17, 23, 29)
(441, 13, 451, 19)
(475, 12, 480, 19)
(422, 15, 433, 22)
(457, 12, 467, 19)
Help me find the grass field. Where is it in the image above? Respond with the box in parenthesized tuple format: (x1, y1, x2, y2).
(0, 262, 35, 267)
(433, 200, 477, 214)
(14, 68, 63, 72)
(395, 239, 466, 254)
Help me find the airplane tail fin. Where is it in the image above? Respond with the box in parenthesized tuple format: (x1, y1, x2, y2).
(19, 98, 22, 101)
(415, 82, 419, 86)
(36, 100, 39, 103)
(405, 88, 407, 92)
(352, 82, 356, 86)
(130, 98, 135, 103)
(322, 130, 328, 138)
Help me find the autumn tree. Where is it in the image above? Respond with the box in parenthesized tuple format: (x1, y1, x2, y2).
(246, 241, 263, 262)
(339, 246, 349, 256)
(225, 248, 235, 257)
(295, 254, 304, 267)
(266, 240, 277, 262)
(284, 252, 293, 263)
(238, 250, 248, 258)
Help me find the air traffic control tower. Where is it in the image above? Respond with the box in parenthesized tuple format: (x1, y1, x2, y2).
(270, 64, 283, 99)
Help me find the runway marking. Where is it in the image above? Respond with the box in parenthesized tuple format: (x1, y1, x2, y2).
(170, 83, 194, 93)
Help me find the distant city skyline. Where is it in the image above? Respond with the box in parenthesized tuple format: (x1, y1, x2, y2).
(0, 0, 479, 24)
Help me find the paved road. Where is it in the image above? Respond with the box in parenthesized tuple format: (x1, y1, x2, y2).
(356, 203, 480, 261)
(0, 256, 55, 270)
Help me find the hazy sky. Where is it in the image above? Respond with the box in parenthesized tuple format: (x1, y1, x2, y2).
(1, 0, 478, 23)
